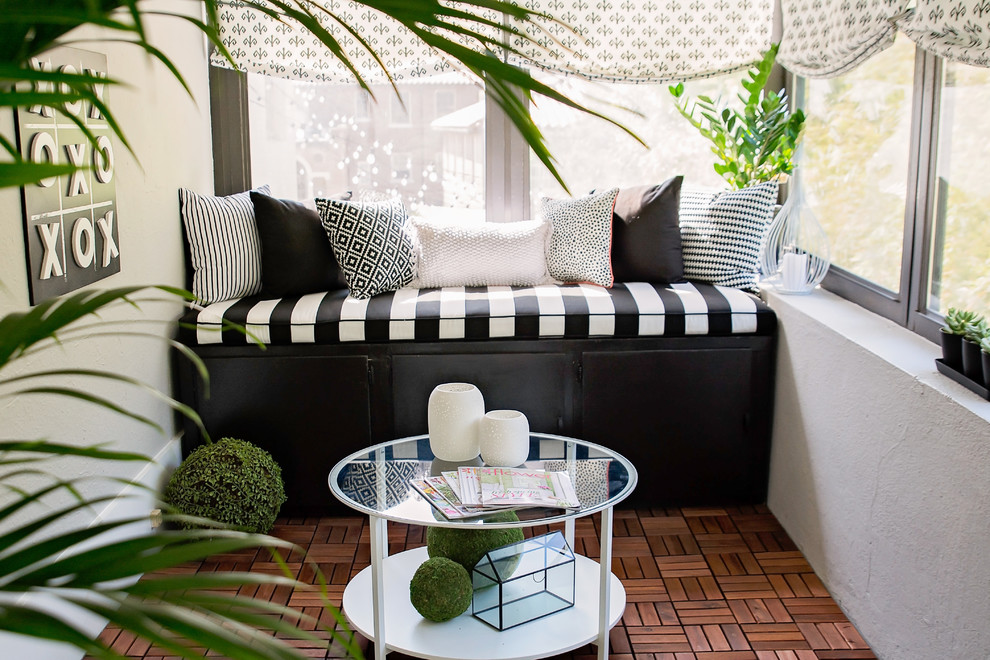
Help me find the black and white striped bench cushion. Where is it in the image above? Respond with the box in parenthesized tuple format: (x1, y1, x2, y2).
(178, 281, 776, 346)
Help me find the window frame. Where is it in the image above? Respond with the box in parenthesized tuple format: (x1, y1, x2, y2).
(803, 47, 948, 344)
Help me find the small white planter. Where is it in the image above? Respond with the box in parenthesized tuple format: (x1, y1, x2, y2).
(479, 410, 530, 467)
(427, 383, 484, 461)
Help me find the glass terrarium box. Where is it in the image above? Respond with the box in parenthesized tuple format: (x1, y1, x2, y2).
(471, 531, 575, 630)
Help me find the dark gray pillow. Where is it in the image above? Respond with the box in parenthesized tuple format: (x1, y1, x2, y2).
(611, 176, 684, 283)
(251, 192, 348, 298)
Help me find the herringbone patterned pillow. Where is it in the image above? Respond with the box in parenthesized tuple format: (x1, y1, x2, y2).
(679, 181, 779, 292)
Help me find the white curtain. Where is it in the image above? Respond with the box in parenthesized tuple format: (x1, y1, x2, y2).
(777, 0, 912, 77)
(897, 0, 990, 67)
(211, 0, 775, 85)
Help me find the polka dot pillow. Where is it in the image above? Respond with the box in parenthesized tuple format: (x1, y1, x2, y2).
(541, 188, 619, 287)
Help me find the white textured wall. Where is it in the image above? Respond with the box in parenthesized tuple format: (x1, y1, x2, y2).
(0, 3, 214, 658)
(766, 288, 990, 660)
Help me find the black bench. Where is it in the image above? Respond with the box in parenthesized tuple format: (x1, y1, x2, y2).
(173, 280, 777, 514)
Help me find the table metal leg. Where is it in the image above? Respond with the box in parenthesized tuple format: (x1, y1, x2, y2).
(369, 515, 388, 660)
(597, 506, 614, 660)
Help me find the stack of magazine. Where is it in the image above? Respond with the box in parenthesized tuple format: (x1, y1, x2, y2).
(411, 466, 581, 520)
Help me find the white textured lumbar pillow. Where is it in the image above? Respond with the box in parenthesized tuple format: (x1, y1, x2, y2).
(410, 217, 552, 288)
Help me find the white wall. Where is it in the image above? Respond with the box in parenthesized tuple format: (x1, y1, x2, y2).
(0, 3, 215, 658)
(766, 288, 990, 660)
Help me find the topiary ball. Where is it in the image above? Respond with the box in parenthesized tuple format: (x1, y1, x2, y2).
(427, 510, 524, 572)
(163, 437, 286, 534)
(409, 557, 472, 622)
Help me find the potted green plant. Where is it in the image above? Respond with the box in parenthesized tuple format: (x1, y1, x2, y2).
(961, 318, 989, 382)
(669, 43, 806, 189)
(941, 307, 980, 369)
(979, 336, 990, 390)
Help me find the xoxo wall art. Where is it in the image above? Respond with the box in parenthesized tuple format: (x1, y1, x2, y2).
(16, 46, 120, 304)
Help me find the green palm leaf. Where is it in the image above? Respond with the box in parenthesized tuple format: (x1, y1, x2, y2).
(0, 285, 361, 658)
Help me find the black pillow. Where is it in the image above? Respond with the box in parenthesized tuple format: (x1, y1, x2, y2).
(611, 176, 684, 283)
(251, 192, 348, 298)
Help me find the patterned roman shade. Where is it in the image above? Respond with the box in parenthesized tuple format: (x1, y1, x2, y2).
(507, 0, 775, 83)
(211, 0, 775, 85)
(778, 0, 912, 78)
(897, 0, 990, 66)
(210, 1, 475, 83)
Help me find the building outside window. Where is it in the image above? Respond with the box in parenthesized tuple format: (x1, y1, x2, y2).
(248, 72, 484, 220)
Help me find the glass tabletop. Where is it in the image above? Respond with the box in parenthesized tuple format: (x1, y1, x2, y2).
(328, 432, 638, 528)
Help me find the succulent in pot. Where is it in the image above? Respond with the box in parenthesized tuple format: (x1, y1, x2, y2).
(961, 319, 989, 382)
(981, 336, 990, 389)
(940, 308, 981, 370)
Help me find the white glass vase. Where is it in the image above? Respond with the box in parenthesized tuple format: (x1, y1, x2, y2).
(479, 410, 530, 467)
(760, 171, 831, 294)
(427, 383, 484, 461)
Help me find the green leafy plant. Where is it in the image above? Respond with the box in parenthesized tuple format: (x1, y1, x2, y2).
(945, 308, 984, 335)
(164, 437, 287, 534)
(669, 43, 806, 189)
(0, 0, 640, 193)
(0, 287, 361, 659)
(980, 336, 990, 355)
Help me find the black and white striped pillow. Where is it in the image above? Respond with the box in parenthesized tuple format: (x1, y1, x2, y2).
(679, 181, 779, 292)
(179, 185, 270, 304)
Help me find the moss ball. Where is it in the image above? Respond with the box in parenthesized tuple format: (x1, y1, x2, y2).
(409, 557, 472, 622)
(163, 437, 286, 534)
(427, 510, 524, 572)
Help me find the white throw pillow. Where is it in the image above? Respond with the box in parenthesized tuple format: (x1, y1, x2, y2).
(410, 217, 552, 288)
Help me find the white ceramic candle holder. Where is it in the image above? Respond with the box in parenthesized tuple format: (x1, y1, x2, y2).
(479, 409, 530, 467)
(427, 383, 484, 461)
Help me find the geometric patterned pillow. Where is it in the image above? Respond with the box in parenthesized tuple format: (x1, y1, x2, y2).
(314, 197, 415, 299)
(178, 185, 270, 304)
(679, 180, 779, 292)
(541, 188, 619, 287)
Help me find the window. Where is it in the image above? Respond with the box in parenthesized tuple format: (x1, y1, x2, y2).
(245, 69, 735, 224)
(247, 72, 484, 219)
(799, 36, 990, 341)
(529, 74, 741, 217)
(228, 42, 988, 344)
(926, 62, 990, 317)
(800, 36, 915, 296)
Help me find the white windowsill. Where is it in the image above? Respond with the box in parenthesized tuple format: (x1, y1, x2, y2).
(763, 285, 990, 424)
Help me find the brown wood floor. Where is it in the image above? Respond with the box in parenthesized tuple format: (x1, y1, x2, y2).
(96, 505, 875, 660)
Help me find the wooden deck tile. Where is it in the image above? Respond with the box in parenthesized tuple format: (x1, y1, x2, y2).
(89, 507, 872, 660)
